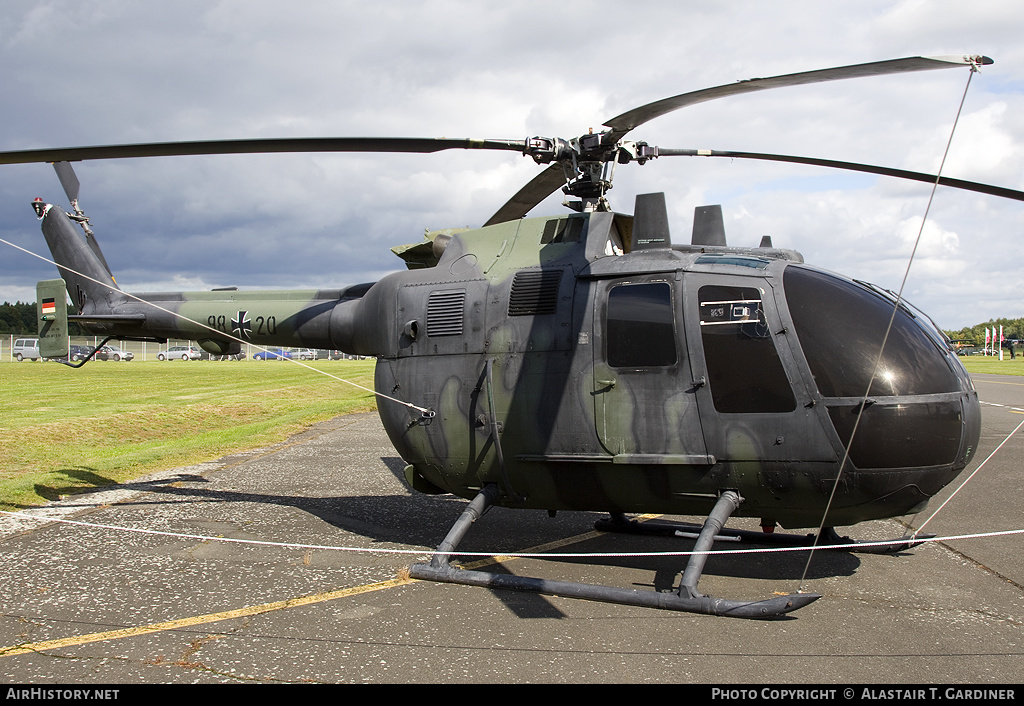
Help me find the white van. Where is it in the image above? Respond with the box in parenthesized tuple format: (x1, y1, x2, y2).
(13, 338, 41, 361)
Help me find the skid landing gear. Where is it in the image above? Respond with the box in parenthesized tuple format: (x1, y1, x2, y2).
(407, 485, 820, 619)
(595, 514, 933, 555)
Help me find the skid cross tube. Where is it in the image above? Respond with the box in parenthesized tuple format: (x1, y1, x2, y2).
(595, 515, 931, 554)
(408, 485, 820, 619)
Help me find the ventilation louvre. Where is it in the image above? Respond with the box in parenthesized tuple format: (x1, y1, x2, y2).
(427, 289, 466, 336)
(508, 270, 561, 316)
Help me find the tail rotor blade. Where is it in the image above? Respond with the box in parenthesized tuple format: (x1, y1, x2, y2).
(52, 161, 80, 205)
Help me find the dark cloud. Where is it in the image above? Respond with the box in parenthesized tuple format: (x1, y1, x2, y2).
(2, 1, 1022, 328)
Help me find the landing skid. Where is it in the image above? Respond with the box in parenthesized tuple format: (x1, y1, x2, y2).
(407, 485, 820, 619)
(594, 514, 933, 555)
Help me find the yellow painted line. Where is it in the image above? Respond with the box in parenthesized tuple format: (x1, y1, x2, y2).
(0, 577, 411, 657)
(1, 515, 662, 657)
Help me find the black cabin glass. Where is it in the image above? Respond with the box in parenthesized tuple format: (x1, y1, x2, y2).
(606, 282, 677, 368)
(783, 266, 960, 397)
(698, 284, 796, 413)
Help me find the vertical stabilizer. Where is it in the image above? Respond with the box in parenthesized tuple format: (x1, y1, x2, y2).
(36, 278, 69, 359)
(38, 203, 124, 314)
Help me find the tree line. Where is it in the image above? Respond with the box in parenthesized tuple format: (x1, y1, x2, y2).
(0, 301, 86, 336)
(943, 318, 1024, 346)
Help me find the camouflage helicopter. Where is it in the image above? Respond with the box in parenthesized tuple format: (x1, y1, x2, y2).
(4, 55, 1022, 619)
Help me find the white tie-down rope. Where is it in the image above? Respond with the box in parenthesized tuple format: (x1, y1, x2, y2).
(1, 508, 1021, 559)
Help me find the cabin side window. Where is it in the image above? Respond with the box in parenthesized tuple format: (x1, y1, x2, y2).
(606, 282, 676, 368)
(698, 284, 796, 413)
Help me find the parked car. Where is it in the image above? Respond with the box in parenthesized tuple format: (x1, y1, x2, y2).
(157, 345, 205, 361)
(48, 344, 93, 363)
(212, 351, 246, 361)
(253, 348, 291, 361)
(12, 338, 40, 361)
(97, 345, 134, 361)
(315, 349, 344, 360)
(292, 348, 316, 360)
(70, 345, 93, 362)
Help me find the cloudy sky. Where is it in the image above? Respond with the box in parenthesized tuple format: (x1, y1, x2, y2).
(1, 0, 1022, 329)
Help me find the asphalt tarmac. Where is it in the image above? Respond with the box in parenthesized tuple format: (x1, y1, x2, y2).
(1, 374, 1021, 684)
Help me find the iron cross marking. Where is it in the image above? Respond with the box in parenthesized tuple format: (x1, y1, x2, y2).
(232, 310, 252, 339)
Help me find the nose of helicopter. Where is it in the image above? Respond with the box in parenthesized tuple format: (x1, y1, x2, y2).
(822, 388, 981, 518)
(783, 265, 981, 516)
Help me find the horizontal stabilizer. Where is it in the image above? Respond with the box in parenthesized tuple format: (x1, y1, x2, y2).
(69, 313, 147, 325)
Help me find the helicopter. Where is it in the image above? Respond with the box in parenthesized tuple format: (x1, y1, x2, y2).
(5, 54, 1023, 619)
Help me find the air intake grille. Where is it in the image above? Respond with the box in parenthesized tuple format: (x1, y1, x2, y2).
(427, 289, 466, 336)
(508, 269, 562, 316)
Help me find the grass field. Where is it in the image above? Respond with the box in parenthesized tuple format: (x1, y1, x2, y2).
(957, 354, 1024, 376)
(0, 359, 377, 510)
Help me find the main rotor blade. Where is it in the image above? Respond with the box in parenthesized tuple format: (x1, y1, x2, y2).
(654, 148, 1024, 202)
(0, 137, 528, 166)
(603, 55, 992, 141)
(484, 55, 994, 224)
(483, 163, 565, 226)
